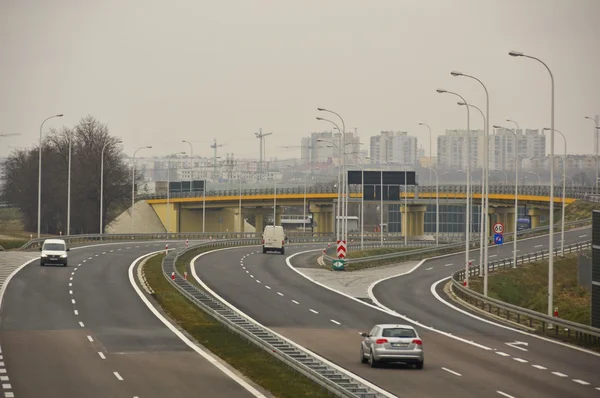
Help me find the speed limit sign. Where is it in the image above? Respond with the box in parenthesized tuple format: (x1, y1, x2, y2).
(493, 222, 504, 234)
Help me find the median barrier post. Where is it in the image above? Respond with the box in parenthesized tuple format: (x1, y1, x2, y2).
(184, 271, 188, 280)
(171, 271, 175, 280)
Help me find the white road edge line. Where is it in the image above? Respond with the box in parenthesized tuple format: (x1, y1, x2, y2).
(284, 250, 493, 351)
(428, 275, 600, 358)
(441, 367, 461, 376)
(128, 250, 268, 398)
(496, 391, 515, 398)
(190, 247, 398, 398)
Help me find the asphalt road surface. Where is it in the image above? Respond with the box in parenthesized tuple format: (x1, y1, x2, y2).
(0, 240, 262, 398)
(193, 231, 600, 397)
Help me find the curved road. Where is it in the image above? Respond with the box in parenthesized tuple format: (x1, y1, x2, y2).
(0, 241, 261, 398)
(192, 230, 600, 397)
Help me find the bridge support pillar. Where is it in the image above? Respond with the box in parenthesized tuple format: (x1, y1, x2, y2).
(528, 208, 541, 229)
(401, 204, 427, 237)
(310, 204, 334, 235)
(234, 207, 245, 233)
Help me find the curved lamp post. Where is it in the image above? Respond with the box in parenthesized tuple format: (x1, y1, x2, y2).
(38, 114, 64, 238)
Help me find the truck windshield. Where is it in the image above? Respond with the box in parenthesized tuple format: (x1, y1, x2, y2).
(43, 243, 65, 251)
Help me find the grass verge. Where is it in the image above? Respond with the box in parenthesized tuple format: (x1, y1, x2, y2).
(468, 253, 590, 325)
(144, 252, 331, 398)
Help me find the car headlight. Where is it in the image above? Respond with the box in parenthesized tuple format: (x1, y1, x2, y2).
(41, 254, 48, 257)
(60, 254, 67, 258)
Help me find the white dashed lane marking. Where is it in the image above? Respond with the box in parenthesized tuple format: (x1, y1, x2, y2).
(79, 321, 85, 328)
(495, 352, 510, 357)
(441, 367, 462, 376)
(513, 358, 528, 363)
(496, 392, 515, 398)
(552, 372, 568, 378)
(291, 300, 299, 305)
(573, 379, 590, 385)
(277, 292, 284, 296)
(330, 319, 341, 325)
(113, 372, 124, 381)
(87, 335, 94, 342)
(265, 286, 271, 289)
(98, 352, 106, 360)
(310, 309, 319, 314)
(532, 364, 547, 370)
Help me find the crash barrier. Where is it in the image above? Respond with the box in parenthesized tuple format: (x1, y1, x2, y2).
(158, 241, 384, 398)
(451, 240, 600, 347)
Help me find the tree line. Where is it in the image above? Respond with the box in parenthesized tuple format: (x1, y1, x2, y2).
(1, 115, 142, 235)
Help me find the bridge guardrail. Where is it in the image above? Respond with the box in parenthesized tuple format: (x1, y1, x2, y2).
(323, 218, 592, 264)
(142, 184, 595, 200)
(159, 241, 383, 398)
(451, 240, 600, 346)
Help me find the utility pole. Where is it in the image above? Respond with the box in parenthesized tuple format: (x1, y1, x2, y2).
(210, 138, 223, 181)
(255, 129, 273, 182)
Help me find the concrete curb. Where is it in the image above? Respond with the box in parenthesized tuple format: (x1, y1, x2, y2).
(443, 280, 536, 332)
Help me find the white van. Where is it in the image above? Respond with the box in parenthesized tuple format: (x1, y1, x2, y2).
(40, 238, 70, 266)
(262, 225, 286, 254)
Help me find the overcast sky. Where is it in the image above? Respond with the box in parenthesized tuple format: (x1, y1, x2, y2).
(1, 0, 599, 161)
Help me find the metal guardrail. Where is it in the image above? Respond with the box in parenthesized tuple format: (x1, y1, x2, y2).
(323, 218, 592, 264)
(159, 241, 384, 398)
(451, 241, 600, 346)
(142, 184, 595, 200)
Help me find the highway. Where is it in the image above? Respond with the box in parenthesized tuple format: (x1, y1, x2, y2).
(192, 229, 600, 397)
(0, 241, 263, 398)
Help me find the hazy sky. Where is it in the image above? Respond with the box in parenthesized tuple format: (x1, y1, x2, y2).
(1, 0, 599, 161)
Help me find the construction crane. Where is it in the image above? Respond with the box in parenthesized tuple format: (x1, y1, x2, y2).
(210, 139, 225, 180)
(255, 129, 273, 182)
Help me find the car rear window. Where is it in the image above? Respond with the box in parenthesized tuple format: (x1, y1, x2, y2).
(382, 328, 416, 338)
(44, 243, 65, 251)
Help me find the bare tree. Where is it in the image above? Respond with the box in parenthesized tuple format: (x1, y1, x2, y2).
(1, 115, 143, 234)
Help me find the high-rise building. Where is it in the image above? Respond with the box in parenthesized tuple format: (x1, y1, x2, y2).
(369, 131, 418, 167)
(491, 128, 546, 171)
(300, 131, 362, 167)
(436, 129, 484, 170)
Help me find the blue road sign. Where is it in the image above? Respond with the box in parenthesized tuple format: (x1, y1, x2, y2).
(494, 233, 503, 245)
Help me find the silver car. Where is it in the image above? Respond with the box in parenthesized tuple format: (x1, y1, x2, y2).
(360, 324, 424, 369)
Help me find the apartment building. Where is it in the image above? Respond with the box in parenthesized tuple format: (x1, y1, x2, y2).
(491, 128, 546, 171)
(369, 131, 418, 167)
(436, 129, 484, 170)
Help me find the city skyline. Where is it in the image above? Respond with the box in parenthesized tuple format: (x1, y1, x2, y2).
(1, 0, 599, 160)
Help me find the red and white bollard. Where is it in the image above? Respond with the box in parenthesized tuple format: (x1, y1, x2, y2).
(328, 243, 331, 248)
(185, 239, 189, 248)
(554, 306, 558, 318)
(463, 280, 468, 287)
(184, 271, 188, 280)
(165, 243, 169, 253)
(171, 271, 175, 280)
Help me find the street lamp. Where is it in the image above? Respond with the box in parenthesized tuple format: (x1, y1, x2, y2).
(493, 125, 519, 269)
(510, 50, 556, 322)
(543, 127, 567, 256)
(37, 114, 63, 238)
(506, 119, 520, 175)
(418, 122, 433, 182)
(182, 140, 193, 193)
(437, 88, 472, 287)
(316, 130, 343, 242)
(585, 116, 600, 193)
(100, 139, 123, 235)
(458, 101, 486, 276)
(132, 146, 152, 233)
(423, 167, 439, 246)
(318, 108, 348, 248)
(528, 171, 541, 185)
(451, 70, 491, 296)
(166, 152, 186, 233)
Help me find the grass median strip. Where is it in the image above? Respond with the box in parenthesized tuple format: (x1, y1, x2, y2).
(144, 253, 331, 398)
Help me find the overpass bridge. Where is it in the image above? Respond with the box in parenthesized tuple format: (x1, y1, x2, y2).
(136, 184, 593, 236)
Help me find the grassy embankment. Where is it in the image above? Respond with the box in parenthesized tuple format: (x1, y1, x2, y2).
(144, 248, 331, 398)
(0, 207, 32, 250)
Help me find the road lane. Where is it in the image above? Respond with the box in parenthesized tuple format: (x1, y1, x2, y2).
(0, 241, 262, 398)
(194, 240, 599, 397)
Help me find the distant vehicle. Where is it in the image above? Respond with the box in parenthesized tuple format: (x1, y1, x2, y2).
(517, 217, 531, 231)
(39, 238, 70, 267)
(262, 225, 286, 254)
(359, 324, 424, 369)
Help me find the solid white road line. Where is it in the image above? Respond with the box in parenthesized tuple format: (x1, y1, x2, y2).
(98, 352, 106, 359)
(113, 372, 123, 381)
(496, 391, 515, 398)
(129, 251, 268, 397)
(441, 367, 462, 376)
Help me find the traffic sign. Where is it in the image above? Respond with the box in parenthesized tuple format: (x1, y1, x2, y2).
(494, 233, 503, 245)
(332, 259, 346, 271)
(337, 240, 347, 258)
(493, 222, 504, 234)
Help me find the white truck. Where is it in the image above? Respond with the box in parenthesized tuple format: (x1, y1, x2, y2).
(262, 225, 286, 254)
